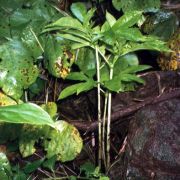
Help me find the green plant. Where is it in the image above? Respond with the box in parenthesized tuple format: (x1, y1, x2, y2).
(0, 0, 83, 178)
(112, 0, 161, 12)
(43, 2, 169, 170)
(0, 0, 171, 177)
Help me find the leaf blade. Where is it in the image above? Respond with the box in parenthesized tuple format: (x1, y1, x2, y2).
(0, 103, 55, 127)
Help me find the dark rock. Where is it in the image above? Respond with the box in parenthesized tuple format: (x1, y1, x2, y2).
(124, 99, 180, 179)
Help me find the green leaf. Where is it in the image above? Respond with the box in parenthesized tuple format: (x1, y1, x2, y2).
(121, 74, 145, 84)
(113, 11, 143, 29)
(71, 43, 89, 49)
(13, 171, 27, 180)
(121, 40, 170, 56)
(19, 136, 36, 157)
(40, 102, 57, 119)
(60, 29, 90, 42)
(59, 80, 95, 100)
(66, 72, 88, 81)
(59, 83, 84, 99)
(43, 121, 83, 162)
(0, 103, 55, 127)
(69, 176, 77, 180)
(104, 77, 123, 92)
(76, 80, 95, 95)
(70, 3, 87, 22)
(106, 11, 116, 27)
(0, 0, 63, 40)
(42, 156, 57, 171)
(100, 64, 110, 82)
(80, 162, 96, 178)
(0, 92, 18, 106)
(101, 21, 111, 33)
(83, 8, 96, 27)
(44, 16, 85, 33)
(76, 48, 96, 76)
(57, 33, 90, 45)
(112, 0, 160, 12)
(44, 35, 75, 79)
(0, 39, 39, 99)
(19, 124, 47, 157)
(29, 77, 45, 96)
(115, 28, 146, 42)
(23, 158, 44, 174)
(100, 177, 110, 180)
(0, 152, 12, 180)
(121, 65, 151, 74)
(113, 53, 139, 76)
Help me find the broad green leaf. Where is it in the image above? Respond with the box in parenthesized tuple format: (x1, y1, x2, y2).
(83, 8, 96, 27)
(70, 3, 87, 22)
(102, 28, 116, 46)
(59, 80, 95, 99)
(113, 53, 139, 76)
(29, 77, 45, 96)
(104, 77, 123, 92)
(42, 155, 57, 171)
(23, 158, 44, 174)
(66, 72, 88, 81)
(59, 83, 85, 100)
(0, 152, 12, 180)
(44, 35, 64, 78)
(115, 28, 146, 42)
(0, 92, 18, 106)
(0, 39, 39, 99)
(112, 11, 143, 30)
(104, 27, 147, 47)
(40, 102, 57, 119)
(121, 40, 170, 56)
(0, 103, 55, 127)
(106, 11, 116, 27)
(44, 16, 85, 33)
(44, 35, 75, 79)
(100, 64, 110, 82)
(13, 171, 27, 180)
(101, 21, 111, 33)
(76, 80, 95, 94)
(112, 0, 160, 12)
(60, 29, 90, 42)
(76, 48, 96, 76)
(57, 33, 90, 45)
(0, 0, 63, 40)
(71, 43, 89, 49)
(119, 53, 139, 66)
(121, 74, 145, 84)
(69, 176, 77, 180)
(19, 124, 50, 157)
(43, 121, 83, 162)
(121, 65, 151, 74)
(19, 137, 36, 157)
(100, 177, 110, 180)
(80, 162, 96, 178)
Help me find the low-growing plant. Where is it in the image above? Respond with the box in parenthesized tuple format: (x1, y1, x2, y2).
(0, 0, 170, 178)
(43, 2, 169, 170)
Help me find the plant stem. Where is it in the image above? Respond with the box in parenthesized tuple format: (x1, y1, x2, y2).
(102, 92, 108, 169)
(106, 67, 113, 168)
(95, 46, 102, 168)
(30, 28, 44, 53)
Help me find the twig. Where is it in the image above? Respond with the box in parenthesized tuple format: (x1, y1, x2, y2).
(68, 88, 180, 132)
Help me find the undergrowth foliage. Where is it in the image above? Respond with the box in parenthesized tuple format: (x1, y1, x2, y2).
(0, 0, 170, 179)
